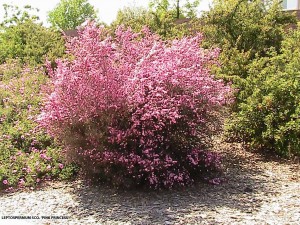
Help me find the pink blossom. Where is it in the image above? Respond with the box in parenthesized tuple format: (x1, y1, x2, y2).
(3, 180, 8, 185)
(58, 163, 64, 169)
(38, 23, 232, 189)
(19, 178, 25, 186)
(40, 153, 52, 161)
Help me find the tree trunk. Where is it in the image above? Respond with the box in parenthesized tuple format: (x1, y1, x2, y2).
(176, 0, 180, 19)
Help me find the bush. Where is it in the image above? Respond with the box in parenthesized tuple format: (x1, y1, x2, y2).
(225, 26, 300, 157)
(39, 23, 232, 189)
(200, 0, 295, 57)
(0, 61, 77, 190)
(198, 0, 295, 102)
(195, 0, 299, 157)
(0, 19, 65, 66)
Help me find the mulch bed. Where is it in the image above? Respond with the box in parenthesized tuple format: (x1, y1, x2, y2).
(0, 138, 299, 225)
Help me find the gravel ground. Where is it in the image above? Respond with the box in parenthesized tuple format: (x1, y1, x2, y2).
(0, 140, 299, 225)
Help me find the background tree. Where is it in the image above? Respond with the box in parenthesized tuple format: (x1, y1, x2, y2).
(111, 0, 199, 39)
(0, 4, 39, 27)
(47, 0, 98, 30)
(149, 0, 200, 19)
(111, 6, 152, 33)
(0, 4, 65, 65)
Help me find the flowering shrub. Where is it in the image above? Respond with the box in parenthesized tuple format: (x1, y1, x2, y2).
(39, 23, 232, 189)
(0, 61, 78, 191)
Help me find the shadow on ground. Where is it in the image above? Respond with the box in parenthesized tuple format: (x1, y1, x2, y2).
(69, 141, 282, 224)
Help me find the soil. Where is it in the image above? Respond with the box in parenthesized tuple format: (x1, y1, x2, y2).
(0, 138, 299, 225)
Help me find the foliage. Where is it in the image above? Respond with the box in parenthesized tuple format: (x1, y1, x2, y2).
(0, 4, 65, 66)
(225, 27, 300, 157)
(111, 6, 153, 33)
(111, 6, 177, 38)
(47, 0, 98, 30)
(196, 0, 299, 157)
(0, 61, 78, 190)
(0, 21, 66, 65)
(200, 0, 295, 57)
(39, 24, 233, 189)
(0, 4, 39, 27)
(149, 0, 200, 19)
(197, 0, 295, 84)
(111, 1, 199, 39)
(149, 0, 199, 38)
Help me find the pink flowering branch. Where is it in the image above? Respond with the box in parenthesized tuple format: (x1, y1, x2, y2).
(39, 23, 233, 189)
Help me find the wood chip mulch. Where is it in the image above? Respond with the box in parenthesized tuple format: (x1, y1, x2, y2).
(0, 138, 299, 225)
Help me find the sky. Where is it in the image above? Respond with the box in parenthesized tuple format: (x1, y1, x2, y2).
(0, 0, 212, 26)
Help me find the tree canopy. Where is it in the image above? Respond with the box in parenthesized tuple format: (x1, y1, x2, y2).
(47, 0, 97, 30)
(0, 4, 39, 27)
(111, 0, 200, 39)
(149, 0, 200, 19)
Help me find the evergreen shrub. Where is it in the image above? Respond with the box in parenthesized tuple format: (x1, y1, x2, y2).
(39, 23, 233, 189)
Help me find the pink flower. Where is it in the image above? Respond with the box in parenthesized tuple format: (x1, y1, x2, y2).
(3, 180, 8, 185)
(40, 153, 47, 159)
(40, 153, 52, 161)
(58, 163, 64, 169)
(36, 178, 41, 183)
(37, 24, 231, 189)
(19, 178, 25, 186)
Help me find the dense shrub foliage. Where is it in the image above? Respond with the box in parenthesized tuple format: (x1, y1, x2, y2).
(0, 61, 77, 190)
(0, 19, 65, 65)
(200, 0, 295, 57)
(226, 27, 300, 156)
(39, 24, 232, 189)
(195, 0, 299, 157)
(198, 0, 295, 90)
